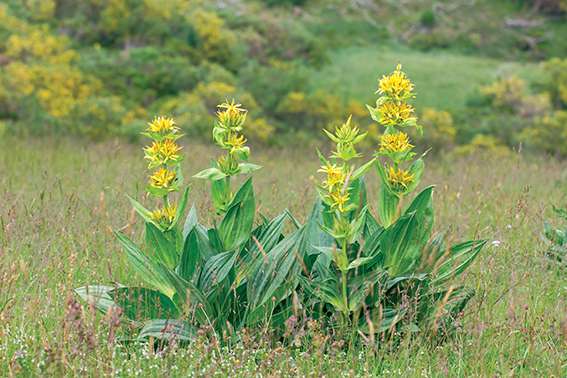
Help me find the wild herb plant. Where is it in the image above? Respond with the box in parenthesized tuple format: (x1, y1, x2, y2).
(298, 64, 487, 338)
(76, 102, 299, 342)
(543, 206, 567, 266)
(75, 67, 486, 345)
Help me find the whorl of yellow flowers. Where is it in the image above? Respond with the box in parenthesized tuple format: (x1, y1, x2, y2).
(143, 116, 183, 227)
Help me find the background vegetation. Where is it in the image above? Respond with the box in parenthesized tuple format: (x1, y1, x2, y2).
(0, 0, 566, 156)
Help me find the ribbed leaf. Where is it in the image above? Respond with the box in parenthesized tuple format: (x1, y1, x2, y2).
(218, 178, 255, 251)
(248, 228, 304, 310)
(115, 231, 187, 299)
(178, 227, 200, 281)
(137, 319, 194, 342)
(375, 162, 400, 227)
(75, 285, 120, 315)
(433, 240, 486, 285)
(199, 251, 237, 294)
(145, 223, 178, 270)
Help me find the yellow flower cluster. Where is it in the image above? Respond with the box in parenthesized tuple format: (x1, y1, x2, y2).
(147, 116, 178, 134)
(144, 137, 182, 168)
(379, 132, 413, 154)
(387, 167, 414, 191)
(377, 64, 414, 101)
(318, 163, 350, 212)
(149, 167, 176, 189)
(377, 102, 414, 127)
(143, 116, 183, 227)
(150, 205, 177, 225)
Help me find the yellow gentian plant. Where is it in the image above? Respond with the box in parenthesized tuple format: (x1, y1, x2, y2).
(194, 99, 261, 214)
(300, 64, 486, 337)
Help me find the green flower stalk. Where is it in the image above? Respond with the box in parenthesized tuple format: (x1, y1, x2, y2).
(317, 116, 374, 322)
(194, 99, 261, 214)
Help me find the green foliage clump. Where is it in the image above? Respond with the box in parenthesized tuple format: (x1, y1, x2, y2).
(76, 67, 485, 345)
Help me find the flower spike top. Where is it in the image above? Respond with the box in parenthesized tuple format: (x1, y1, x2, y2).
(324, 115, 367, 162)
(377, 63, 414, 101)
(368, 64, 423, 198)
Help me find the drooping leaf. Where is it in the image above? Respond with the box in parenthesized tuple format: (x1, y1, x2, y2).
(75, 285, 121, 315)
(433, 240, 487, 285)
(110, 287, 179, 321)
(137, 319, 195, 342)
(127, 195, 161, 229)
(115, 231, 186, 299)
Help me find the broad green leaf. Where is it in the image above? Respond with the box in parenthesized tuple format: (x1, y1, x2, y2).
(300, 199, 334, 257)
(433, 240, 487, 285)
(137, 319, 194, 342)
(347, 256, 375, 270)
(182, 205, 198, 240)
(178, 227, 200, 281)
(171, 186, 190, 230)
(145, 223, 178, 269)
(218, 178, 255, 251)
(403, 158, 425, 194)
(199, 251, 237, 294)
(375, 162, 400, 227)
(193, 167, 226, 180)
(380, 213, 419, 277)
(238, 162, 262, 174)
(351, 158, 377, 181)
(75, 285, 121, 315)
(248, 228, 304, 310)
(115, 231, 180, 299)
(110, 287, 179, 321)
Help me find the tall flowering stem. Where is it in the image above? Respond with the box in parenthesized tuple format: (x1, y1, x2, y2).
(317, 116, 374, 322)
(368, 64, 424, 227)
(194, 99, 261, 214)
(142, 116, 184, 229)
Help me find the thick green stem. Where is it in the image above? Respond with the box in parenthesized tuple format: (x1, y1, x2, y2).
(340, 239, 349, 323)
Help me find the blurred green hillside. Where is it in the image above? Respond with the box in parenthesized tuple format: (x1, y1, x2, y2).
(0, 0, 566, 155)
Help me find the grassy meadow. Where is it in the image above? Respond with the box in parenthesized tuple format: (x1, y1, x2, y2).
(308, 46, 542, 113)
(0, 137, 565, 377)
